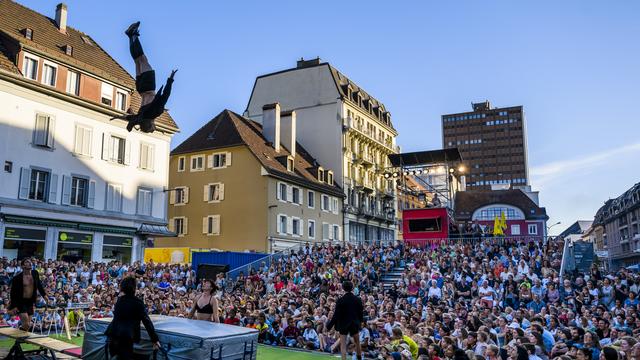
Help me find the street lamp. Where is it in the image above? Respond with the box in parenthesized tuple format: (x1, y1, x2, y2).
(547, 221, 561, 232)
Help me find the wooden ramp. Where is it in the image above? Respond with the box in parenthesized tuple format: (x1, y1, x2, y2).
(0, 326, 82, 359)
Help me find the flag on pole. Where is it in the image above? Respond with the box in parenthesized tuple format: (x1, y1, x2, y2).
(493, 216, 504, 236)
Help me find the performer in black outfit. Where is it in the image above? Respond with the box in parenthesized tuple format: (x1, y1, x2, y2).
(105, 276, 160, 359)
(111, 21, 177, 133)
(188, 279, 220, 322)
(327, 281, 364, 360)
(8, 258, 48, 331)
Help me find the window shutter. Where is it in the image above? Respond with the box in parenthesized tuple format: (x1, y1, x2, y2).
(219, 184, 225, 201)
(203, 184, 210, 202)
(145, 190, 152, 214)
(226, 152, 232, 166)
(124, 139, 131, 165)
(323, 223, 329, 241)
(299, 220, 304, 237)
(276, 182, 281, 200)
(102, 133, 110, 160)
(183, 187, 189, 203)
(18, 168, 31, 199)
(203, 217, 208, 234)
(336, 226, 341, 241)
(169, 189, 176, 205)
(47, 117, 55, 148)
(74, 126, 82, 153)
(87, 180, 96, 209)
(183, 217, 189, 235)
(207, 155, 214, 169)
(148, 145, 155, 170)
(287, 217, 293, 235)
(286, 186, 293, 203)
(329, 225, 334, 240)
(168, 218, 175, 233)
(48, 173, 58, 204)
(213, 215, 220, 235)
(61, 175, 72, 205)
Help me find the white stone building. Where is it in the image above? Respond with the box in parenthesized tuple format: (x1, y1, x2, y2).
(0, 1, 178, 262)
(246, 58, 399, 242)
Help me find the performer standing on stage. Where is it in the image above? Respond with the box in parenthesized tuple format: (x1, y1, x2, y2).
(327, 281, 364, 360)
(188, 279, 220, 323)
(111, 21, 177, 133)
(105, 276, 160, 359)
(8, 258, 48, 331)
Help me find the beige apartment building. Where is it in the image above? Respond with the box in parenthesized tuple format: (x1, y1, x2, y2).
(157, 107, 343, 253)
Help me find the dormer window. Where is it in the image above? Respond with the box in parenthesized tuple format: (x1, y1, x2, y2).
(64, 45, 73, 56)
(318, 167, 324, 182)
(286, 156, 294, 172)
(24, 28, 33, 40)
(327, 171, 334, 185)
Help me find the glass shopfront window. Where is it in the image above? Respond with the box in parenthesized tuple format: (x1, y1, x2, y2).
(3, 227, 46, 260)
(102, 235, 133, 263)
(57, 231, 93, 262)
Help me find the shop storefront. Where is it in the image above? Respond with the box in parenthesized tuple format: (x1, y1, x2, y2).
(3, 226, 46, 260)
(57, 231, 93, 262)
(103, 235, 133, 263)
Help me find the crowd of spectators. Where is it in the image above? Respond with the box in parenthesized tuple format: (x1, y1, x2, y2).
(1, 237, 640, 360)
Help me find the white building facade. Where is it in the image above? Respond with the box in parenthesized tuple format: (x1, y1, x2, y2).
(246, 59, 399, 243)
(0, 1, 178, 263)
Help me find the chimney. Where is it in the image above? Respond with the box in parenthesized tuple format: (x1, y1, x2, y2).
(262, 103, 281, 152)
(280, 110, 296, 157)
(55, 3, 68, 33)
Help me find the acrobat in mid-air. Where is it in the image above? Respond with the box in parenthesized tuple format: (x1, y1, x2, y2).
(112, 22, 177, 133)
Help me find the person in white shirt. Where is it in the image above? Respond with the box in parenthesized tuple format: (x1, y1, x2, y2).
(479, 280, 495, 308)
(428, 280, 442, 301)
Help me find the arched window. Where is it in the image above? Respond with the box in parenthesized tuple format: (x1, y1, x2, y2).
(472, 204, 525, 221)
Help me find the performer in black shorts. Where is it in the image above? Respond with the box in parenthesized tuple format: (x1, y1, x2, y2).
(105, 276, 160, 359)
(111, 21, 177, 133)
(8, 258, 48, 331)
(327, 281, 364, 360)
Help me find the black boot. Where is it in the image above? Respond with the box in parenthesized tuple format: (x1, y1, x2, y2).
(125, 21, 140, 37)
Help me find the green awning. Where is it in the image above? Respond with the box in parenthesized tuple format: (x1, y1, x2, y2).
(3, 215, 136, 235)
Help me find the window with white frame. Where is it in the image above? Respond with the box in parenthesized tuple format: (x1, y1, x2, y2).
(511, 224, 521, 235)
(308, 220, 316, 239)
(278, 183, 287, 202)
(105, 183, 123, 211)
(28, 169, 49, 202)
(173, 186, 188, 205)
(115, 90, 127, 112)
(333, 225, 341, 241)
(66, 70, 80, 95)
(322, 222, 330, 240)
(292, 218, 301, 236)
(327, 171, 333, 184)
(139, 143, 154, 170)
(74, 125, 92, 156)
(173, 217, 186, 236)
(205, 183, 224, 202)
(528, 224, 538, 235)
(292, 187, 301, 205)
(33, 114, 54, 148)
(191, 155, 204, 171)
(101, 82, 113, 106)
(332, 198, 339, 214)
(321, 195, 330, 211)
(177, 156, 186, 172)
(204, 215, 221, 235)
(209, 152, 228, 169)
(109, 135, 126, 164)
(70, 177, 88, 207)
(278, 215, 288, 234)
(307, 191, 315, 208)
(42, 62, 57, 87)
(23, 55, 38, 80)
(137, 188, 152, 216)
(286, 157, 294, 172)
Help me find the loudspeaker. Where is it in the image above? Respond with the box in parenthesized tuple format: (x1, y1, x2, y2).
(196, 264, 230, 284)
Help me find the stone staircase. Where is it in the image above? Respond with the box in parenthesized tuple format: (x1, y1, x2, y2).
(379, 262, 411, 290)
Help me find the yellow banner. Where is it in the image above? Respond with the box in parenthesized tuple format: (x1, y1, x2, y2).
(144, 247, 191, 264)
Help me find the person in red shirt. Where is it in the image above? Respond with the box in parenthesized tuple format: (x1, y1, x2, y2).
(224, 308, 240, 326)
(275, 277, 285, 293)
(283, 318, 300, 347)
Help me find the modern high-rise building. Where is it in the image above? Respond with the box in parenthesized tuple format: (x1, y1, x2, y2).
(442, 101, 528, 190)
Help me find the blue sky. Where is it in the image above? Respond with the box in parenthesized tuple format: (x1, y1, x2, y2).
(20, 0, 640, 234)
